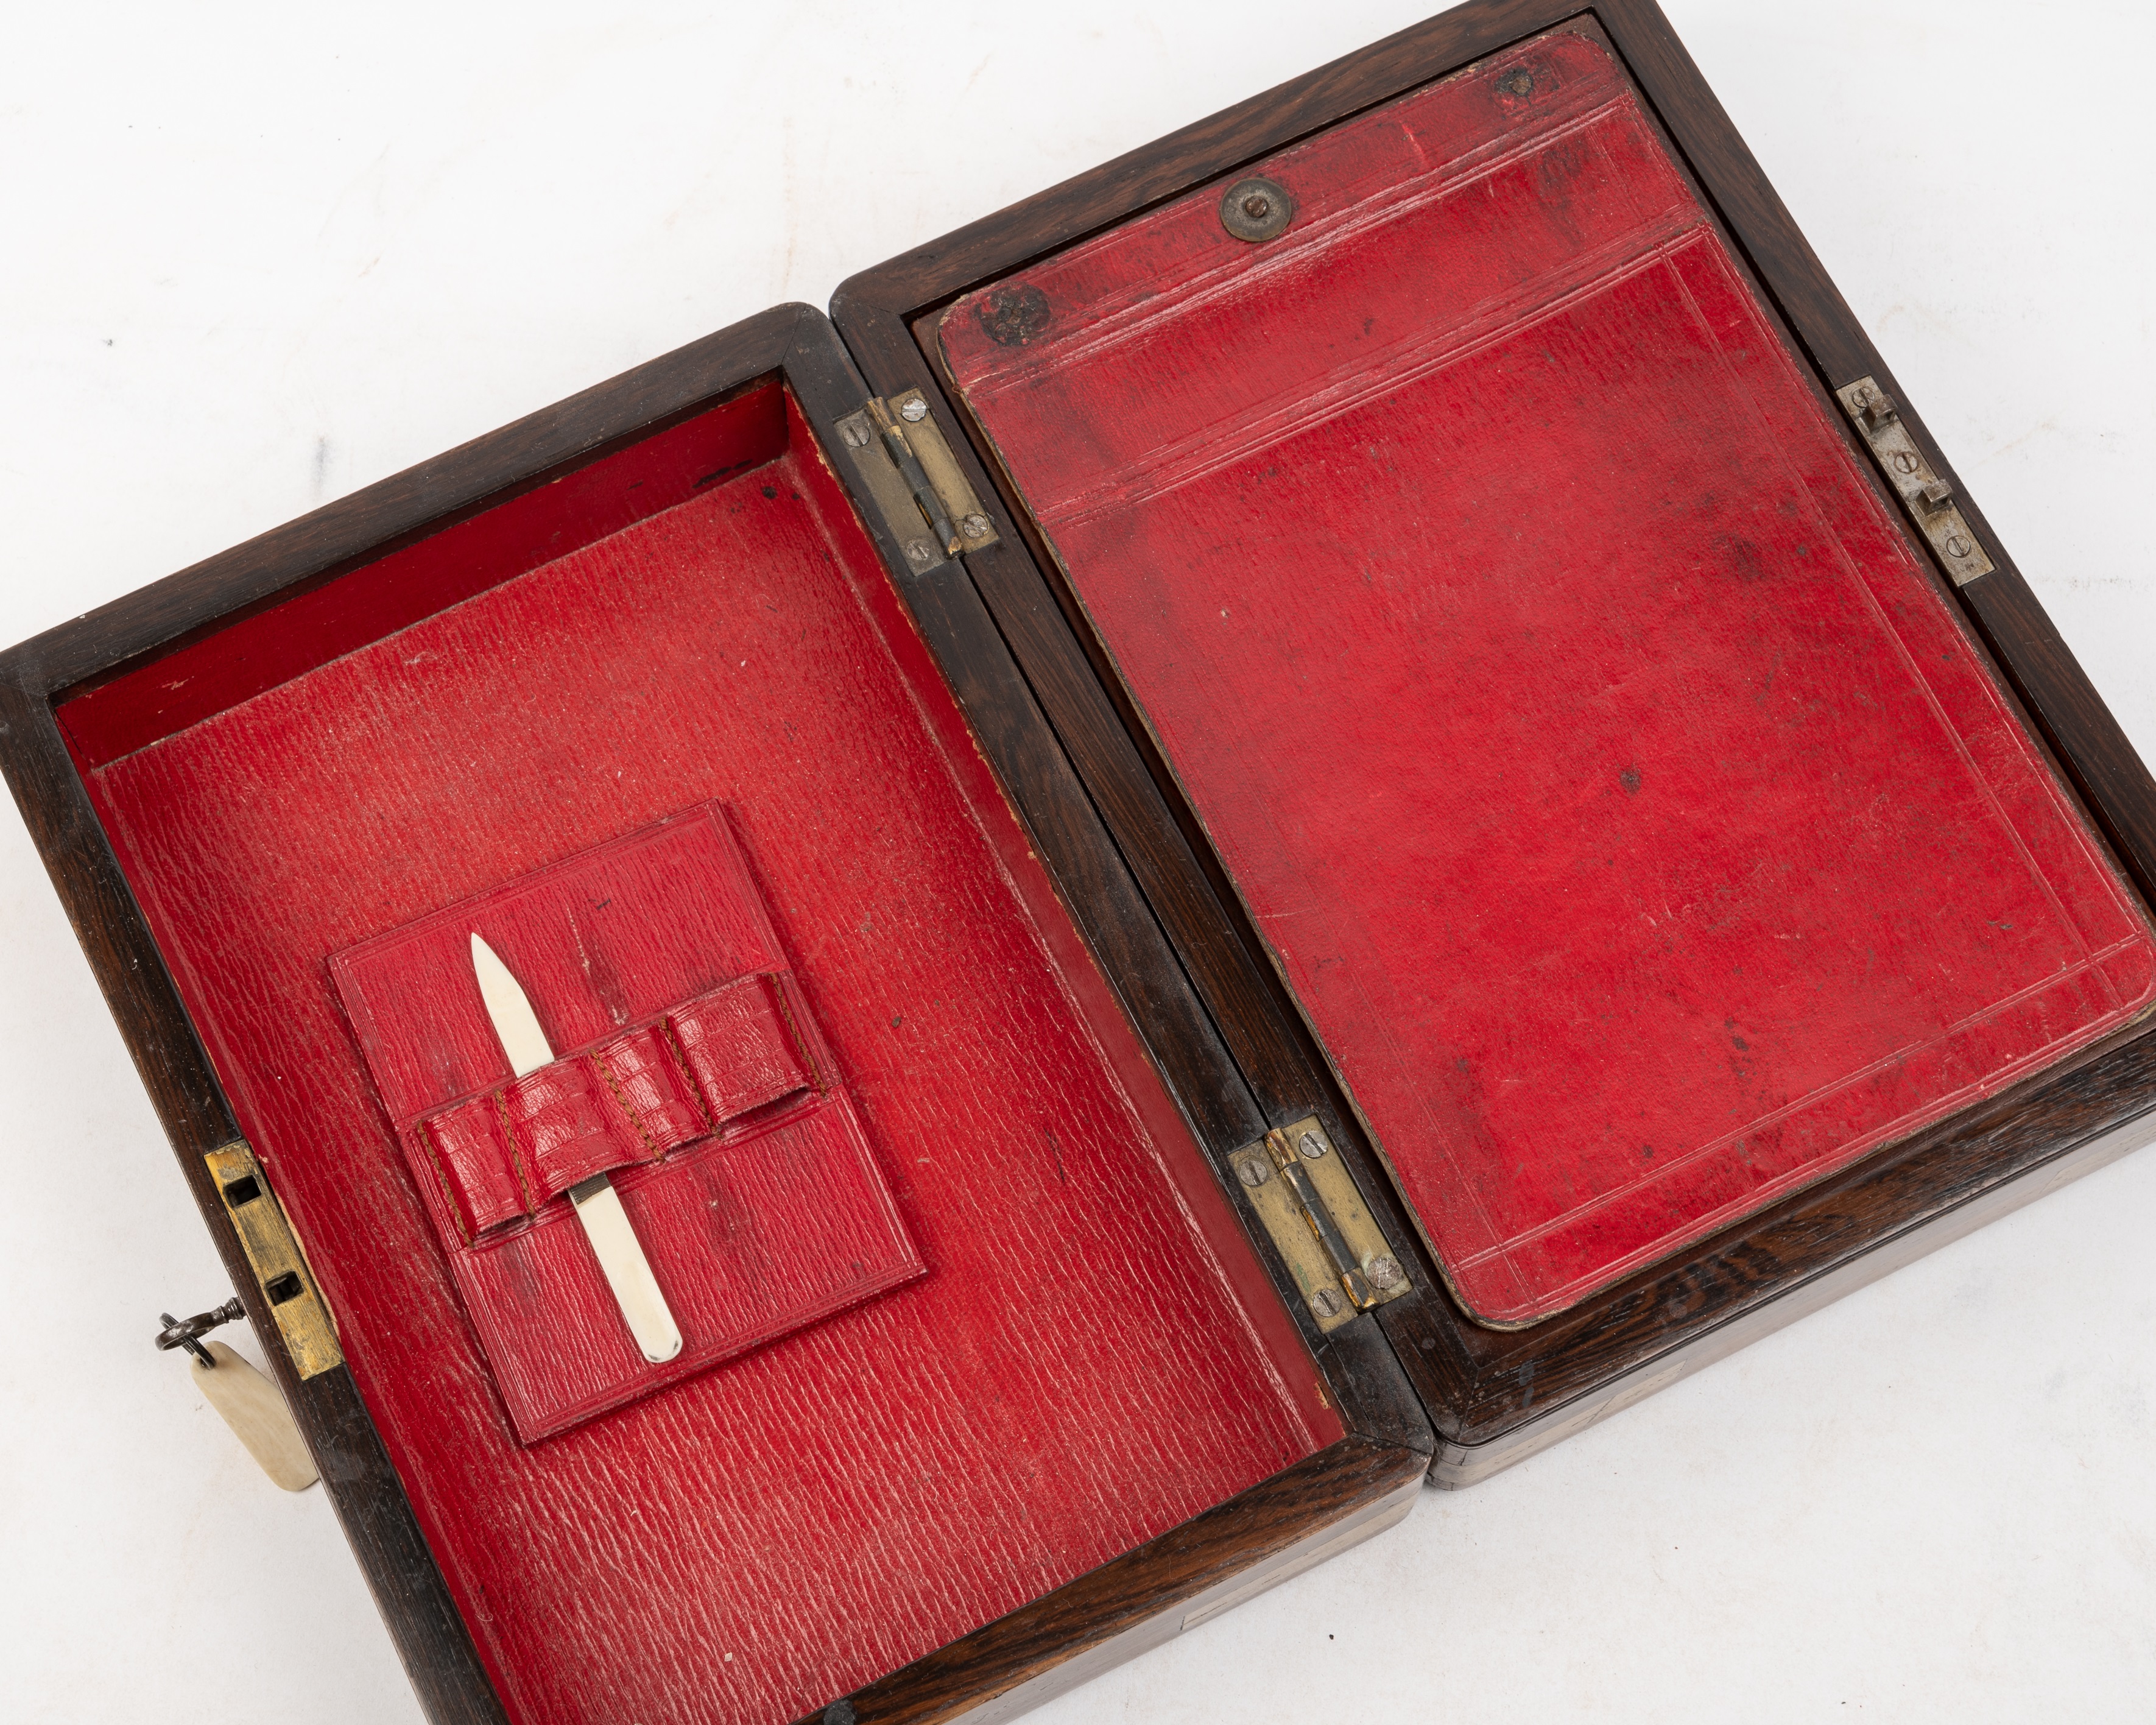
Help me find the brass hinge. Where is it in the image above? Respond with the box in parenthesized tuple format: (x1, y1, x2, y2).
(1836, 377, 1995, 587)
(203, 1141, 343, 1380)
(1230, 1116, 1412, 1333)
(834, 389, 1000, 573)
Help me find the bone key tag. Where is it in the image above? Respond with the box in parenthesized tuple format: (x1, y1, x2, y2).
(156, 1302, 319, 1492)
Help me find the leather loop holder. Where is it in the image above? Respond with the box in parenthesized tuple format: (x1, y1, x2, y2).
(423, 973, 816, 1239)
(331, 806, 924, 1444)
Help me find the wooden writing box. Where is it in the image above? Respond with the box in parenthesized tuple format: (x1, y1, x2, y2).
(4, 4, 2152, 1723)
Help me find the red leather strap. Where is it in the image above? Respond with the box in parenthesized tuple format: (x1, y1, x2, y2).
(423, 1094, 531, 1238)
(593, 1023, 709, 1154)
(505, 1057, 639, 1203)
(669, 974, 816, 1120)
(415, 970, 817, 1236)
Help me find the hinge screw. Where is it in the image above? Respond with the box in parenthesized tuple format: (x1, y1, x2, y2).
(904, 540, 937, 571)
(839, 418, 872, 449)
(1366, 1255, 1404, 1291)
(1309, 1287, 1345, 1318)
(899, 397, 929, 423)
(1297, 1130, 1330, 1159)
(960, 512, 992, 540)
(1236, 1158, 1272, 1188)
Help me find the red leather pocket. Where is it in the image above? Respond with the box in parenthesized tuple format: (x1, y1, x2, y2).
(330, 805, 926, 1444)
(412, 972, 821, 1235)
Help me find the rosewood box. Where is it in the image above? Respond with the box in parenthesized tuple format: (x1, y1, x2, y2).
(5, 5, 2152, 1723)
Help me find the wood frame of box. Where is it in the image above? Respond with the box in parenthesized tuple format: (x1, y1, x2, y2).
(830, 0, 2156, 1487)
(0, 303, 1431, 1725)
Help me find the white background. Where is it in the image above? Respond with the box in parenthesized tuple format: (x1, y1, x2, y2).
(2, 3, 2152, 1721)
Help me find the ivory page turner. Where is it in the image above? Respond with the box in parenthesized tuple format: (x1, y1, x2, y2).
(469, 932, 684, 1364)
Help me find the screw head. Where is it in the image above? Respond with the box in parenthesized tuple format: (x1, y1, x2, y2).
(1367, 1255, 1404, 1291)
(1236, 1158, 1272, 1188)
(840, 418, 872, 449)
(1219, 176, 1294, 242)
(960, 512, 992, 539)
(1297, 1130, 1330, 1159)
(1945, 534, 1973, 559)
(1309, 1287, 1345, 1319)
(904, 540, 937, 570)
(899, 397, 929, 423)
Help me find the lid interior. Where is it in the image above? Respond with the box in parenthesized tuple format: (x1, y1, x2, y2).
(935, 28, 2156, 1327)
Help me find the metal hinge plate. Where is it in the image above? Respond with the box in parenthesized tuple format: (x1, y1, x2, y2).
(1230, 1116, 1412, 1333)
(204, 1141, 343, 1380)
(1836, 376, 1995, 587)
(834, 389, 1000, 574)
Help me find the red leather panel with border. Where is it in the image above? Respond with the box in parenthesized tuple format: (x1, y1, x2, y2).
(940, 30, 2156, 1325)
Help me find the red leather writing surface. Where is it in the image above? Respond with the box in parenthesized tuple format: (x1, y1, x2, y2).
(332, 808, 922, 1442)
(80, 387, 1336, 1725)
(941, 32, 2156, 1325)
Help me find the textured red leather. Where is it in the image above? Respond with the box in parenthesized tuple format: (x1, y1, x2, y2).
(80, 386, 1336, 1725)
(331, 808, 918, 1442)
(424, 1095, 532, 1233)
(671, 972, 820, 1120)
(588, 1020, 712, 1155)
(940, 31, 2156, 1326)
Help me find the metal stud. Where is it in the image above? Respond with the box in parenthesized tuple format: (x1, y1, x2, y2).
(1219, 176, 1294, 243)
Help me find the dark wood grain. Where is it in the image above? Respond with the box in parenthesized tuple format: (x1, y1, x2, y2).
(782, 318, 1433, 1461)
(830, 0, 2156, 1484)
(0, 308, 834, 1725)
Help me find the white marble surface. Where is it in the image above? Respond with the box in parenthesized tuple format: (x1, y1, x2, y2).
(2, 4, 2152, 1721)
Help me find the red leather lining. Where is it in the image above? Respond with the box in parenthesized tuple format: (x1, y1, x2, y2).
(940, 31, 2156, 1325)
(75, 385, 1336, 1724)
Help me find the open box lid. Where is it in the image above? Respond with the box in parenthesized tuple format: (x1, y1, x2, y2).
(918, 24, 2156, 1328)
(830, 7, 2156, 1339)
